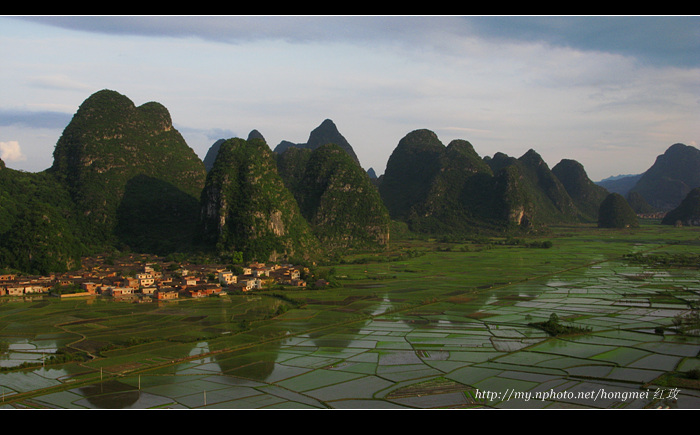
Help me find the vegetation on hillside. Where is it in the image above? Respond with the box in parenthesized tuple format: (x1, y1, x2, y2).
(597, 193, 639, 229)
(662, 187, 700, 226)
(551, 159, 609, 221)
(0, 168, 84, 274)
(48, 89, 206, 252)
(1, 89, 698, 278)
(273, 119, 360, 165)
(379, 131, 595, 237)
(284, 143, 391, 253)
(199, 137, 321, 263)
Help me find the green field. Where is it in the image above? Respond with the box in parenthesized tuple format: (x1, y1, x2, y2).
(2, 223, 700, 409)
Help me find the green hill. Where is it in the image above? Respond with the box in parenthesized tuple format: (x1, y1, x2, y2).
(552, 159, 609, 221)
(204, 130, 267, 172)
(199, 137, 321, 263)
(626, 191, 656, 214)
(281, 143, 391, 253)
(273, 119, 360, 165)
(406, 138, 503, 234)
(275, 146, 313, 199)
(512, 150, 581, 224)
(5, 89, 696, 276)
(598, 193, 639, 228)
(0, 166, 84, 274)
(379, 130, 587, 235)
(378, 129, 445, 222)
(49, 89, 206, 252)
(662, 187, 700, 226)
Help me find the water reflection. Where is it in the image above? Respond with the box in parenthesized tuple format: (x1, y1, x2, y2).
(370, 294, 395, 316)
(76, 340, 226, 409)
(11, 253, 700, 409)
(0, 337, 63, 368)
(77, 380, 141, 409)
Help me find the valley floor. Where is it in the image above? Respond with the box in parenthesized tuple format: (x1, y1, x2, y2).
(1, 222, 699, 409)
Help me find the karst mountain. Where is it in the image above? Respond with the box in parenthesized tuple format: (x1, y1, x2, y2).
(1, 89, 697, 275)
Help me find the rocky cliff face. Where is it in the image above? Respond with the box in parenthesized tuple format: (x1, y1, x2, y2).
(200, 137, 320, 263)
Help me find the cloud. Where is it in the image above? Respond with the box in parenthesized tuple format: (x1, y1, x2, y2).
(27, 75, 95, 92)
(461, 16, 700, 68)
(15, 16, 700, 68)
(0, 141, 27, 162)
(0, 109, 73, 129)
(15, 16, 450, 44)
(2, 15, 697, 181)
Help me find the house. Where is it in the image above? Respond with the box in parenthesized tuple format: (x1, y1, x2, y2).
(274, 267, 304, 286)
(218, 271, 237, 285)
(137, 273, 155, 288)
(144, 266, 162, 279)
(79, 282, 99, 294)
(110, 287, 134, 297)
(239, 278, 262, 291)
(276, 267, 301, 281)
(185, 284, 222, 298)
(182, 276, 198, 287)
(156, 290, 178, 300)
(6, 286, 25, 296)
(251, 263, 272, 277)
(188, 288, 207, 298)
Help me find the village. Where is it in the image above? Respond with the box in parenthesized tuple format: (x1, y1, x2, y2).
(0, 254, 321, 302)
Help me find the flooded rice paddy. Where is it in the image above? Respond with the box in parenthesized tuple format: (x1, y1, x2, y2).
(2, 226, 700, 409)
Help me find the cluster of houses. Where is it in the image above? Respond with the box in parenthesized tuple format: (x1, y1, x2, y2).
(0, 259, 312, 302)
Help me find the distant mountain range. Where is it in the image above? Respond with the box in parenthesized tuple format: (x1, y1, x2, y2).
(596, 174, 643, 195)
(1, 89, 698, 275)
(595, 143, 700, 213)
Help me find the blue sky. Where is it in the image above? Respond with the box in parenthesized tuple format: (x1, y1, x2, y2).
(1, 15, 698, 181)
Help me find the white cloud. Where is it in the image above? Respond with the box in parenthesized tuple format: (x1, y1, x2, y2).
(0, 141, 27, 162)
(0, 16, 697, 180)
(28, 75, 95, 92)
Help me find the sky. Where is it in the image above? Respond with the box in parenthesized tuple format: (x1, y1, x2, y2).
(1, 15, 699, 181)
